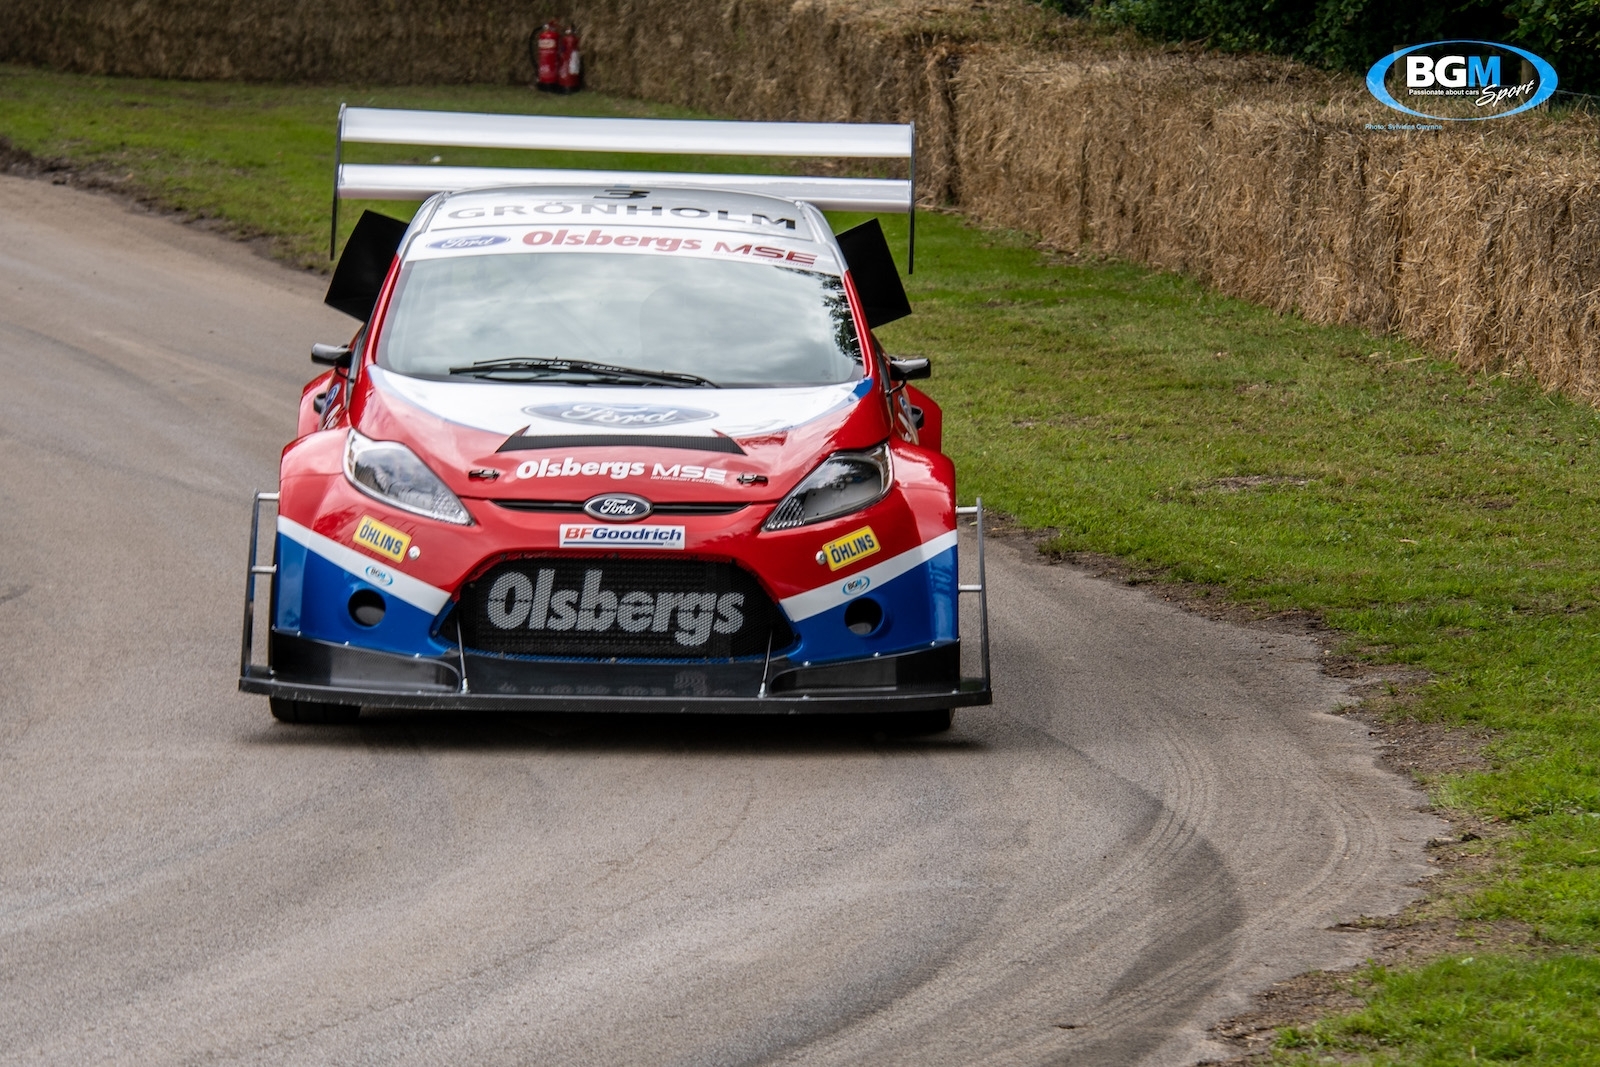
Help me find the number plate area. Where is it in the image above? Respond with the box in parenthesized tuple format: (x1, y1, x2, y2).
(458, 557, 792, 660)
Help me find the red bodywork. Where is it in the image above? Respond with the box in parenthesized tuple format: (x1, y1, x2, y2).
(284, 253, 950, 615)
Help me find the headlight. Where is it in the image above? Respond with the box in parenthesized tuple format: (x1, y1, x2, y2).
(344, 430, 473, 526)
(764, 443, 892, 531)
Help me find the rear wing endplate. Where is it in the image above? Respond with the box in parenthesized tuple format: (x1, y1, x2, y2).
(332, 107, 916, 270)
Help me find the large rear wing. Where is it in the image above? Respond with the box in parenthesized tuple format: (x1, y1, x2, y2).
(332, 106, 917, 269)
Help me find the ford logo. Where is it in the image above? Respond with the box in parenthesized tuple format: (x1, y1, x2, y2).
(583, 493, 653, 522)
(429, 234, 509, 250)
(523, 402, 717, 427)
(841, 575, 872, 596)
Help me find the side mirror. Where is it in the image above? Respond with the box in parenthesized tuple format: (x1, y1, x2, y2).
(888, 357, 931, 381)
(311, 343, 353, 368)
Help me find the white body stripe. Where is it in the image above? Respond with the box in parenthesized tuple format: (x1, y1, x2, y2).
(278, 517, 452, 616)
(371, 367, 861, 439)
(779, 530, 957, 622)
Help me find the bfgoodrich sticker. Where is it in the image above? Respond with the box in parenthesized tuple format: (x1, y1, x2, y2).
(559, 524, 686, 550)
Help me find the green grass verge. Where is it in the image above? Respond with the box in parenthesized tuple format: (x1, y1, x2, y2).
(5, 62, 1598, 1064)
(1281, 955, 1600, 1064)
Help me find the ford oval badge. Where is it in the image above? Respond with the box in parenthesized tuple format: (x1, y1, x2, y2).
(583, 493, 653, 522)
(524, 402, 717, 427)
(428, 234, 510, 250)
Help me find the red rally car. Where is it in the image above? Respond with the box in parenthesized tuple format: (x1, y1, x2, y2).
(239, 113, 990, 727)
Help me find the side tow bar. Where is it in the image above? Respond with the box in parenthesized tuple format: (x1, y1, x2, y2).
(239, 490, 279, 684)
(954, 498, 991, 699)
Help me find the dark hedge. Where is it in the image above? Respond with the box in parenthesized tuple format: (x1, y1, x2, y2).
(1057, 0, 1600, 98)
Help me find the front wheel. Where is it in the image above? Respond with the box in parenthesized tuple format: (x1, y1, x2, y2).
(269, 697, 360, 725)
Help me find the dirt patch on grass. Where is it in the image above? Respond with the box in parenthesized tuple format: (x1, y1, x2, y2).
(1196, 474, 1312, 492)
(1201, 970, 1367, 1062)
(0, 134, 166, 207)
(0, 136, 71, 179)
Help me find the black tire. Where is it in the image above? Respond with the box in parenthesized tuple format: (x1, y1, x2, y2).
(885, 708, 954, 735)
(269, 697, 360, 725)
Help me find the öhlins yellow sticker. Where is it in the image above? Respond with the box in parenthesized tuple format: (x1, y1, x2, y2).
(823, 526, 880, 571)
(353, 515, 411, 563)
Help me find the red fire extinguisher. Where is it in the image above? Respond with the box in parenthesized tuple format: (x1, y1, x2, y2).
(557, 25, 582, 94)
(533, 22, 560, 92)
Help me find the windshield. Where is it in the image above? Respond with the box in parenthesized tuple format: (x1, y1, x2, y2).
(377, 252, 864, 387)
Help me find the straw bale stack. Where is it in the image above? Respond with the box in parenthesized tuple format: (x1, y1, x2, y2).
(951, 47, 1600, 397)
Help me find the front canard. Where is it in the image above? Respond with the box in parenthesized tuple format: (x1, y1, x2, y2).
(823, 526, 880, 571)
(353, 515, 411, 563)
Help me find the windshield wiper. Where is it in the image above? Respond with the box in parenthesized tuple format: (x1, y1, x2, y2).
(445, 357, 718, 387)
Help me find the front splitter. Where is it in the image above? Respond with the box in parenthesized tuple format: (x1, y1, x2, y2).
(240, 630, 991, 714)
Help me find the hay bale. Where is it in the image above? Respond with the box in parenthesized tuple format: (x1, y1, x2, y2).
(950, 43, 1600, 395)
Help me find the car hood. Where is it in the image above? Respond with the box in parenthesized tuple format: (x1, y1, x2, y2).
(351, 367, 890, 501)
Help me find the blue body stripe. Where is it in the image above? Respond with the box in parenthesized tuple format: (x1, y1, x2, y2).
(781, 545, 958, 664)
(274, 533, 453, 657)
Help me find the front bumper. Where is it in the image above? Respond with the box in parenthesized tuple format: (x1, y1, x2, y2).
(240, 629, 990, 713)
(239, 491, 993, 714)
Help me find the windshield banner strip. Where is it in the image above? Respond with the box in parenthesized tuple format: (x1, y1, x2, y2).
(407, 226, 836, 273)
(497, 433, 747, 455)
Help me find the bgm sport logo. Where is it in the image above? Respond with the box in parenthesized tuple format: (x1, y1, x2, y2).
(523, 402, 717, 428)
(484, 568, 745, 647)
(1368, 41, 1557, 120)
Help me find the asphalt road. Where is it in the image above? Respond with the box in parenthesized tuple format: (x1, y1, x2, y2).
(0, 176, 1443, 1066)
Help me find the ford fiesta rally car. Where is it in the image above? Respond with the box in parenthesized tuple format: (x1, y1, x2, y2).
(239, 110, 990, 727)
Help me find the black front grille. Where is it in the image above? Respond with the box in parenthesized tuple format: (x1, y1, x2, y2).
(459, 557, 792, 660)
